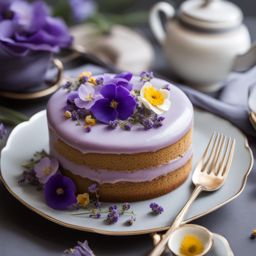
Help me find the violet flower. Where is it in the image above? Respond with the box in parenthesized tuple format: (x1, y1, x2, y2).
(0, 0, 72, 55)
(34, 157, 59, 184)
(103, 72, 133, 91)
(69, 0, 96, 23)
(150, 202, 164, 215)
(91, 83, 136, 124)
(63, 240, 95, 256)
(44, 174, 77, 210)
(88, 183, 98, 194)
(74, 84, 102, 109)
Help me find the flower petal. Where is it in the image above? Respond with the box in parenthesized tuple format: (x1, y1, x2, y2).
(139, 96, 163, 115)
(100, 83, 116, 100)
(115, 72, 132, 81)
(116, 95, 136, 120)
(91, 98, 117, 123)
(158, 99, 171, 112)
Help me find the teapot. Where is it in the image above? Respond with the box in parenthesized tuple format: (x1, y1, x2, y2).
(149, 0, 256, 91)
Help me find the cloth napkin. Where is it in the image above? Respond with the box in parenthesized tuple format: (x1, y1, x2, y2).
(177, 67, 256, 137)
(65, 64, 256, 137)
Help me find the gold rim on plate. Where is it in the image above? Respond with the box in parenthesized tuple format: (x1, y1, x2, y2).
(0, 111, 254, 236)
(0, 58, 63, 100)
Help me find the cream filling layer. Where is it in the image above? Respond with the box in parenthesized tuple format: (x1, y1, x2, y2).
(51, 148, 193, 184)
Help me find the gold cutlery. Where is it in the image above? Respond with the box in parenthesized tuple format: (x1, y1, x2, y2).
(149, 132, 236, 256)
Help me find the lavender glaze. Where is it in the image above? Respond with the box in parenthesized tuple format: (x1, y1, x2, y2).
(47, 76, 193, 154)
(51, 148, 192, 184)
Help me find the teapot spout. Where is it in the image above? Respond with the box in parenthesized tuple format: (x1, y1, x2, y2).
(232, 43, 256, 72)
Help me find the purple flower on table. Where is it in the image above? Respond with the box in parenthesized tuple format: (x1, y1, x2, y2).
(69, 0, 96, 24)
(34, 157, 59, 184)
(44, 174, 77, 210)
(0, 0, 72, 55)
(0, 123, 7, 140)
(91, 84, 136, 124)
(74, 84, 102, 109)
(63, 240, 95, 256)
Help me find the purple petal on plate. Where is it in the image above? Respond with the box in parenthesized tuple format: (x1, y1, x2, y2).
(91, 98, 117, 123)
(44, 174, 77, 210)
(100, 83, 116, 100)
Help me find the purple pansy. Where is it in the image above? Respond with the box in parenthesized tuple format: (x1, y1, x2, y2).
(102, 72, 133, 91)
(63, 240, 95, 256)
(67, 91, 79, 103)
(91, 83, 136, 124)
(34, 157, 59, 184)
(0, 0, 72, 55)
(74, 84, 102, 109)
(69, 0, 96, 23)
(44, 174, 77, 210)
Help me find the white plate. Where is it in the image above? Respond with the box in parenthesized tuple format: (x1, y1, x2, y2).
(0, 109, 253, 235)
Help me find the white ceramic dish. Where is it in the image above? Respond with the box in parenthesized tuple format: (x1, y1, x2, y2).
(0, 109, 253, 235)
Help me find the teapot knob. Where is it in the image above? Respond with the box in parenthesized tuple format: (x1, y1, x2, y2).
(149, 2, 175, 44)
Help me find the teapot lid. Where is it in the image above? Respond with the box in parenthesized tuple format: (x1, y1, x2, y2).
(179, 0, 243, 30)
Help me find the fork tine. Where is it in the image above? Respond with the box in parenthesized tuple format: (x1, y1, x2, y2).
(220, 138, 236, 177)
(202, 133, 222, 173)
(216, 138, 235, 176)
(210, 134, 225, 173)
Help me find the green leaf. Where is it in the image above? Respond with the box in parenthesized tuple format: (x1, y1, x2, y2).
(0, 106, 28, 126)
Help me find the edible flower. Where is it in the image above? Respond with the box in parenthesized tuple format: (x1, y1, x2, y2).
(140, 71, 154, 82)
(74, 84, 102, 109)
(44, 174, 77, 210)
(77, 193, 90, 208)
(180, 235, 204, 256)
(64, 111, 72, 119)
(0, 0, 72, 55)
(91, 83, 136, 124)
(63, 240, 95, 256)
(85, 115, 96, 126)
(34, 157, 59, 184)
(139, 82, 171, 114)
(149, 202, 164, 215)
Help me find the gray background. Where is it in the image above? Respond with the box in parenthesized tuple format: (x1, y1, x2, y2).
(1, 1, 256, 255)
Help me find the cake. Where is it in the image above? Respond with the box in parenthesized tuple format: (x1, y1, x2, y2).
(47, 71, 193, 202)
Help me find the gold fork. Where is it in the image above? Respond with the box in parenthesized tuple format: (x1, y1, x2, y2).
(149, 132, 236, 256)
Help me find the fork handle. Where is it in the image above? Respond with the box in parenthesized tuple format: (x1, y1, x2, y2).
(148, 185, 203, 256)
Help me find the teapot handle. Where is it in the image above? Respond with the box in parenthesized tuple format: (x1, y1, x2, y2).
(232, 42, 256, 72)
(149, 2, 175, 44)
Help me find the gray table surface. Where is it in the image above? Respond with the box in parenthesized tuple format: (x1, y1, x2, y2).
(1, 18, 256, 256)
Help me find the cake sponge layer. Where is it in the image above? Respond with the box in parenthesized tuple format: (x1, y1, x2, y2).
(61, 158, 192, 202)
(51, 128, 192, 171)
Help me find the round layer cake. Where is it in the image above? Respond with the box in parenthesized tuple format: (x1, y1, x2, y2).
(47, 72, 193, 202)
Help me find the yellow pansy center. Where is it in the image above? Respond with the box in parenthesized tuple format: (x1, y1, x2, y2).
(77, 193, 90, 207)
(110, 100, 118, 109)
(43, 166, 52, 176)
(180, 235, 204, 256)
(56, 188, 64, 195)
(144, 85, 164, 106)
(85, 93, 94, 101)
